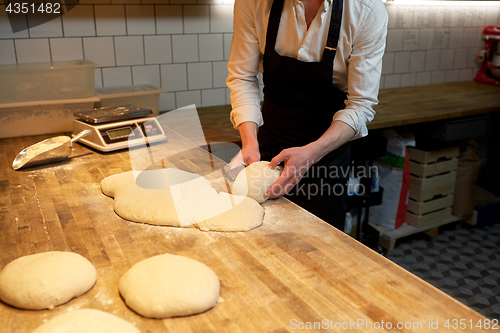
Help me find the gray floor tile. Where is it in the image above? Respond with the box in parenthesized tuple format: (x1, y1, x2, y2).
(386, 222, 500, 320)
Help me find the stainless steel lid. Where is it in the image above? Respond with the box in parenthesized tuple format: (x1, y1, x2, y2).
(74, 105, 153, 124)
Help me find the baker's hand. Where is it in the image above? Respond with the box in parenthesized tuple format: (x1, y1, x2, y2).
(227, 145, 260, 181)
(236, 121, 260, 166)
(264, 145, 317, 199)
(263, 120, 356, 200)
(240, 144, 260, 166)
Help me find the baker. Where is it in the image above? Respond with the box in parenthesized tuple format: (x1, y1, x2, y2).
(227, 0, 388, 230)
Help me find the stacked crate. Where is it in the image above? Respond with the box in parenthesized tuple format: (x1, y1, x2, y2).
(406, 146, 459, 227)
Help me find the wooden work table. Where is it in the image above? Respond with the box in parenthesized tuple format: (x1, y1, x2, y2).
(194, 81, 500, 144)
(0, 117, 492, 332)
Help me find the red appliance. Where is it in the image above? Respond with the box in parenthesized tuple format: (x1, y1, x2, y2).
(475, 25, 500, 86)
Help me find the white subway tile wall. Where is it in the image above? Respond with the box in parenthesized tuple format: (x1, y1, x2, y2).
(113, 0, 141, 5)
(425, 50, 441, 71)
(79, 0, 109, 5)
(187, 62, 212, 89)
(416, 72, 431, 86)
(160, 92, 177, 110)
(446, 69, 460, 83)
(382, 52, 394, 74)
(172, 34, 198, 63)
(199, 34, 224, 61)
(95, 68, 103, 88)
(210, 5, 233, 33)
(15, 39, 51, 63)
(225, 87, 231, 105)
(144, 35, 173, 64)
(49, 38, 84, 62)
(95, 5, 127, 36)
(410, 51, 425, 72)
(132, 65, 161, 86)
(83, 37, 115, 67)
(202, 88, 226, 107)
(0, 40, 16, 65)
(183, 5, 210, 34)
(212, 61, 228, 88)
(176, 90, 201, 108)
(125, 5, 156, 35)
(61, 5, 96, 37)
(161, 63, 188, 92)
(156, 5, 184, 34)
(102, 66, 133, 86)
(394, 51, 411, 73)
(400, 72, 417, 87)
(432, 70, 446, 84)
(114, 36, 145, 66)
(28, 15, 63, 38)
(223, 33, 232, 60)
(385, 74, 401, 89)
(1, 2, 499, 110)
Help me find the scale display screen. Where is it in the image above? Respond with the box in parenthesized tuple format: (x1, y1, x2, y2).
(107, 127, 135, 140)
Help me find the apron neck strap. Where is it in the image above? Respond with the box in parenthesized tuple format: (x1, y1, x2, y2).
(322, 0, 343, 63)
(265, 0, 285, 50)
(265, 0, 344, 64)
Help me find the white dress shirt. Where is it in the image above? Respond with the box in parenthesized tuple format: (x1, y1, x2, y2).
(227, 0, 388, 139)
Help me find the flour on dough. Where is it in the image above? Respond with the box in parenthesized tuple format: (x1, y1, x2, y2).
(119, 254, 220, 318)
(32, 309, 140, 333)
(232, 161, 281, 203)
(0, 251, 96, 310)
(101, 169, 263, 231)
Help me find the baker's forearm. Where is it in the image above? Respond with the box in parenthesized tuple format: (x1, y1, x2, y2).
(238, 121, 258, 148)
(308, 120, 355, 163)
(237, 121, 261, 165)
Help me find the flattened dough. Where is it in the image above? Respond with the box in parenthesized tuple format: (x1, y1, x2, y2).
(32, 309, 140, 333)
(119, 254, 220, 318)
(232, 161, 281, 203)
(101, 169, 264, 231)
(0, 251, 96, 310)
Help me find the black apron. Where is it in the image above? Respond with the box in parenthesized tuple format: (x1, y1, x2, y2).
(258, 0, 351, 230)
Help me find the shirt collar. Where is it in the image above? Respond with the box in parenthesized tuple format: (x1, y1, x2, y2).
(293, 0, 333, 11)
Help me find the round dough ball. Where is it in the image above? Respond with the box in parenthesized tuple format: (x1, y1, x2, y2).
(0, 251, 97, 310)
(32, 309, 140, 333)
(232, 161, 282, 203)
(119, 254, 220, 318)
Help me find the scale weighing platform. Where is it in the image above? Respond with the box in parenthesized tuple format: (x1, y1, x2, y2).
(72, 105, 167, 152)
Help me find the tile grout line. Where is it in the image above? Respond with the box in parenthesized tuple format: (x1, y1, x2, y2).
(13, 38, 18, 64)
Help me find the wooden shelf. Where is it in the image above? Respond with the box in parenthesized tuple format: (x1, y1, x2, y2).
(370, 214, 464, 251)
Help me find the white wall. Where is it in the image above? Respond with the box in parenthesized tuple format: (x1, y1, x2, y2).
(1, 0, 499, 111)
(383, 2, 500, 89)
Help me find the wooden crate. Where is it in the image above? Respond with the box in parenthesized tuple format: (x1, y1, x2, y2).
(409, 158, 458, 178)
(407, 146, 459, 164)
(406, 207, 452, 227)
(409, 171, 457, 201)
(407, 195, 454, 215)
(405, 146, 458, 229)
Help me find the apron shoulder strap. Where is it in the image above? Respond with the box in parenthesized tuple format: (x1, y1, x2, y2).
(266, 0, 344, 63)
(265, 0, 285, 50)
(322, 0, 344, 63)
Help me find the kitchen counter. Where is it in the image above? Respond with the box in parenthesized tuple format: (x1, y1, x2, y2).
(192, 81, 500, 144)
(0, 121, 492, 332)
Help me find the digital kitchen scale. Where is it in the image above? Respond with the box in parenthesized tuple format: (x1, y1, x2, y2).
(72, 105, 167, 152)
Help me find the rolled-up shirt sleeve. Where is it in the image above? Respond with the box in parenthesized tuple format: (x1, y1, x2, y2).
(227, 0, 264, 129)
(332, 0, 388, 139)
